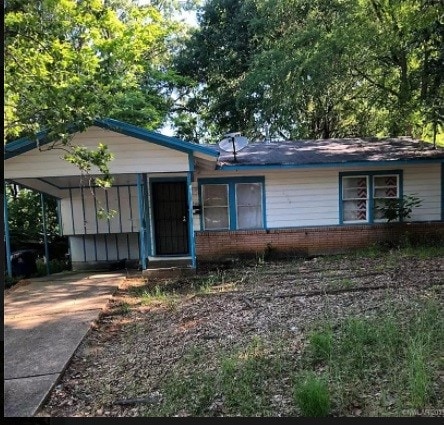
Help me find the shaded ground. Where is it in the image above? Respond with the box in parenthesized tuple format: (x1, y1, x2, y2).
(36, 250, 444, 417)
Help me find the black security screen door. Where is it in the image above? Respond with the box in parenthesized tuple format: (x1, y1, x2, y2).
(152, 181, 189, 255)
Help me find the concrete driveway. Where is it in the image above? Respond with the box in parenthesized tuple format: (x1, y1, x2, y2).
(4, 271, 125, 417)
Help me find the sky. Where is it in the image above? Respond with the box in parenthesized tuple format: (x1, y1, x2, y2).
(137, 0, 198, 27)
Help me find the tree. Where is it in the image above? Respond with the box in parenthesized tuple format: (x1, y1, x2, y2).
(173, 0, 264, 142)
(5, 184, 60, 248)
(172, 0, 443, 142)
(4, 0, 179, 185)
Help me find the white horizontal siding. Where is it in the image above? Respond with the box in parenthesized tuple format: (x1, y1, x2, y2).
(5, 126, 189, 179)
(403, 164, 441, 221)
(265, 169, 339, 227)
(197, 163, 443, 228)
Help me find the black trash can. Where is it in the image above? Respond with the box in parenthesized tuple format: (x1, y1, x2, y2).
(11, 249, 38, 278)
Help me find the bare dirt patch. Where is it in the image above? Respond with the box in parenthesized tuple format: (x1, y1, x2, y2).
(36, 252, 443, 417)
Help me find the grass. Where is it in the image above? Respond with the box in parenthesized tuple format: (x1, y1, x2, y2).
(119, 245, 443, 417)
(293, 373, 331, 417)
(143, 336, 291, 417)
(138, 295, 443, 417)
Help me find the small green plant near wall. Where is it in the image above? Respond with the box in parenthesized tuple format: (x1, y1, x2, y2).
(376, 194, 422, 222)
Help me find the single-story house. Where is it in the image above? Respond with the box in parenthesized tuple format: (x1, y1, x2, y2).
(4, 118, 444, 274)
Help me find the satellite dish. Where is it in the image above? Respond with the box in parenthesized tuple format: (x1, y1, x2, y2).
(218, 132, 249, 162)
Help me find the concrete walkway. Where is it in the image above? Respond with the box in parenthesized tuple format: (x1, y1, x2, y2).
(4, 271, 125, 417)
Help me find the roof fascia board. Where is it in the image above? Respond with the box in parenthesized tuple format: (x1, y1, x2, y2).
(5, 119, 219, 160)
(217, 158, 444, 171)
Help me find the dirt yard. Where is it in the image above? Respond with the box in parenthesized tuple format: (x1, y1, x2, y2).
(36, 250, 443, 417)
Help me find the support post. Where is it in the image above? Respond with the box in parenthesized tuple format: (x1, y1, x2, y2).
(142, 173, 151, 257)
(187, 171, 196, 269)
(4, 183, 13, 279)
(137, 174, 147, 270)
(41, 193, 51, 275)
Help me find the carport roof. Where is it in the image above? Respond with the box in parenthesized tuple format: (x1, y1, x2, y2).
(4, 118, 219, 160)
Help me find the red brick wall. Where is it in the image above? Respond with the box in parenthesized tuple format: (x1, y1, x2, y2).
(195, 222, 444, 261)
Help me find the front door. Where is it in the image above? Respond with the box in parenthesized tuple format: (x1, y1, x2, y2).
(151, 181, 189, 255)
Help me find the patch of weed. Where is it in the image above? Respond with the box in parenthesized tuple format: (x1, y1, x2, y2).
(293, 372, 330, 417)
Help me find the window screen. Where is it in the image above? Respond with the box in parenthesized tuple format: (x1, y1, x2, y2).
(236, 183, 263, 229)
(202, 184, 229, 230)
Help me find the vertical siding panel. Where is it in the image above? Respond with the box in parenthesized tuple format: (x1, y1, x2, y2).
(108, 187, 120, 233)
(71, 189, 85, 234)
(96, 235, 107, 261)
(118, 185, 132, 232)
(127, 186, 134, 232)
(93, 186, 99, 234)
(105, 190, 111, 233)
(128, 233, 140, 260)
(107, 233, 118, 260)
(115, 234, 120, 260)
(94, 188, 109, 233)
(116, 234, 129, 260)
(83, 187, 98, 234)
(60, 197, 73, 235)
(84, 236, 96, 261)
(69, 237, 84, 263)
(80, 187, 87, 235)
(93, 234, 98, 261)
(117, 186, 123, 232)
(130, 186, 140, 229)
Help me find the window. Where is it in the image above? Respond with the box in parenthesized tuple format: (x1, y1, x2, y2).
(236, 183, 263, 229)
(200, 178, 265, 230)
(202, 184, 229, 230)
(342, 176, 369, 222)
(373, 175, 399, 220)
(340, 172, 401, 224)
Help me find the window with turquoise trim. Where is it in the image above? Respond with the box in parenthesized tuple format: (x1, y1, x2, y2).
(200, 178, 265, 230)
(235, 183, 263, 229)
(342, 176, 369, 222)
(202, 184, 229, 230)
(373, 175, 399, 220)
(341, 172, 400, 223)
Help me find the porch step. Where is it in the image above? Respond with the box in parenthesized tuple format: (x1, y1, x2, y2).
(147, 257, 192, 269)
(142, 256, 195, 280)
(142, 266, 196, 280)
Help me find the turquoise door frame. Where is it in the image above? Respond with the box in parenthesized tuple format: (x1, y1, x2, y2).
(137, 173, 151, 270)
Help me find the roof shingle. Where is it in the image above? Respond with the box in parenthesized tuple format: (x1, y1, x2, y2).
(209, 137, 444, 167)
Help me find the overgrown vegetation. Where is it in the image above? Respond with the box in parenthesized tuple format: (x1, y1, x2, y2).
(37, 245, 444, 417)
(135, 294, 442, 417)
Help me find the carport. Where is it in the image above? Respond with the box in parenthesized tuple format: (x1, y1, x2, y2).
(4, 118, 219, 277)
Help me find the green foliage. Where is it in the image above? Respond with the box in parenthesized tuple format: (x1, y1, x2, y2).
(64, 143, 114, 187)
(308, 329, 333, 364)
(6, 184, 60, 246)
(36, 258, 69, 276)
(174, 0, 443, 141)
(406, 335, 431, 409)
(4, 0, 189, 182)
(303, 297, 443, 415)
(293, 373, 331, 417)
(376, 194, 422, 222)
